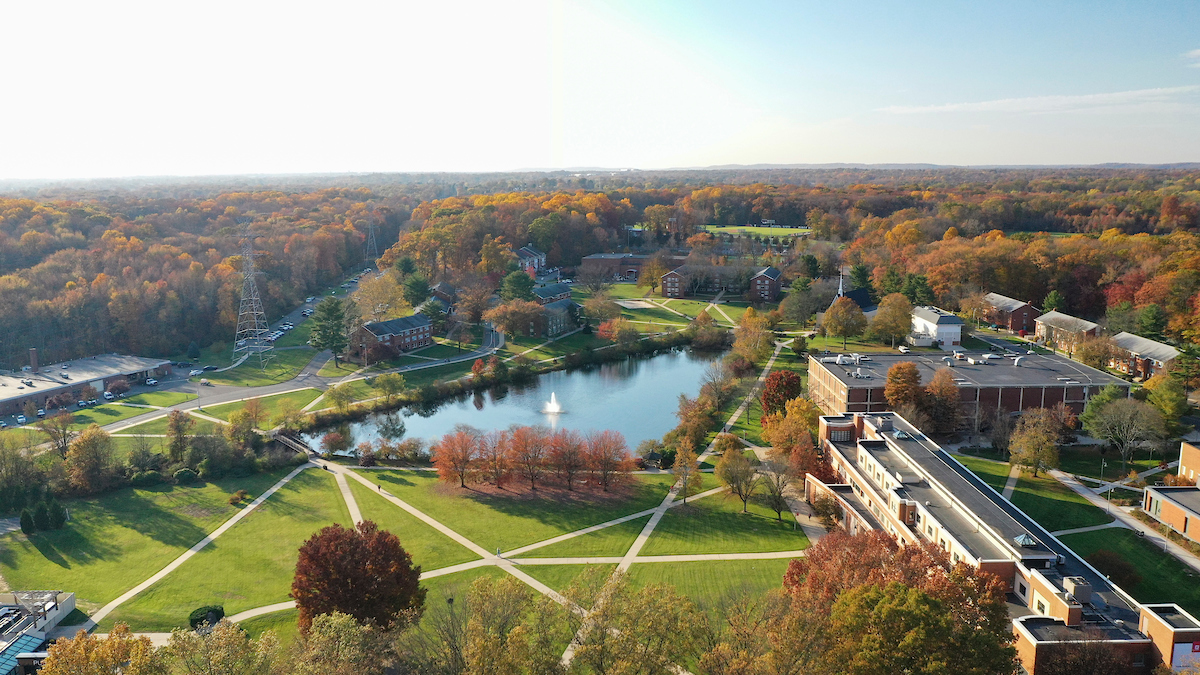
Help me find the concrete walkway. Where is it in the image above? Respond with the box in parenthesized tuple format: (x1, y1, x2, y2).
(1002, 464, 1021, 499)
(1048, 469, 1200, 575)
(1051, 521, 1129, 537)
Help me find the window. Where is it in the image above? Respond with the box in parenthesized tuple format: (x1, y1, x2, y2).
(1017, 582, 1027, 597)
(1036, 600, 1046, 614)
(1132, 654, 1144, 667)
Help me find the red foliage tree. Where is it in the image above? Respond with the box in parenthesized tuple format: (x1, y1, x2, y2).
(510, 425, 549, 491)
(586, 429, 632, 491)
(478, 429, 511, 487)
(549, 428, 587, 491)
(291, 520, 426, 632)
(432, 427, 479, 487)
(760, 370, 805, 415)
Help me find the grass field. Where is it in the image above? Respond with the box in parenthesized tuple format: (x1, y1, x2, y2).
(640, 492, 806, 556)
(399, 362, 474, 389)
(67, 403, 156, 430)
(122, 392, 197, 408)
(239, 608, 301, 647)
(202, 348, 317, 387)
(202, 389, 323, 424)
(347, 479, 480, 571)
(955, 455, 1112, 532)
(119, 413, 223, 436)
(1056, 445, 1160, 481)
(0, 469, 292, 615)
(521, 515, 651, 558)
(519, 563, 618, 593)
(1060, 528, 1200, 616)
(705, 226, 810, 237)
(103, 469, 351, 631)
(273, 322, 313, 348)
(317, 358, 358, 378)
(356, 471, 677, 553)
(620, 304, 690, 327)
(626, 558, 792, 610)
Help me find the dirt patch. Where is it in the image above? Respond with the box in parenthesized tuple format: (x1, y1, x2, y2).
(175, 505, 218, 520)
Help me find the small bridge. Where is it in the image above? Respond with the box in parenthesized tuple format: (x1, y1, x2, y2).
(273, 431, 315, 456)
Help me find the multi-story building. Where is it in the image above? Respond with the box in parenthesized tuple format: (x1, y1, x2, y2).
(0, 590, 76, 673)
(1178, 442, 1200, 486)
(807, 352, 1130, 428)
(1034, 311, 1099, 353)
(1109, 332, 1180, 381)
(533, 282, 572, 305)
(579, 253, 688, 280)
(983, 292, 1041, 333)
(357, 314, 433, 354)
(0, 351, 172, 416)
(660, 265, 781, 300)
(542, 299, 578, 337)
(516, 245, 547, 271)
(1141, 443, 1200, 546)
(807, 412, 1199, 673)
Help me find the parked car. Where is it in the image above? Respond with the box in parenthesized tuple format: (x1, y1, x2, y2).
(305, 296, 315, 303)
(897, 345, 910, 354)
(15, 415, 26, 425)
(61, 364, 69, 369)
(88, 398, 99, 405)
(77, 400, 88, 407)
(0, 421, 7, 428)
(189, 369, 203, 376)
(103, 391, 115, 400)
(146, 379, 158, 386)
(203, 365, 218, 371)
(36, 409, 45, 417)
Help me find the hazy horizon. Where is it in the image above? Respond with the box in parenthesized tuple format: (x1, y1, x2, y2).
(4, 0, 1198, 180)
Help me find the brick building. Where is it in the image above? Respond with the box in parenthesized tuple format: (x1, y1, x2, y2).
(0, 351, 172, 417)
(1109, 332, 1180, 380)
(983, 292, 1041, 333)
(532, 282, 571, 305)
(1141, 443, 1200, 546)
(1179, 442, 1200, 486)
(807, 411, 1198, 673)
(356, 314, 432, 354)
(807, 351, 1129, 429)
(1034, 311, 1098, 353)
(579, 253, 688, 280)
(660, 265, 781, 300)
(542, 298, 578, 337)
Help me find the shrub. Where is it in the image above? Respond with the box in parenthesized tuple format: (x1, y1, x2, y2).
(130, 470, 164, 487)
(359, 448, 378, 467)
(229, 489, 251, 505)
(659, 448, 677, 469)
(291, 452, 309, 465)
(19, 509, 35, 535)
(33, 502, 51, 531)
(188, 605, 225, 629)
(47, 499, 67, 529)
(1086, 549, 1142, 589)
(173, 468, 198, 484)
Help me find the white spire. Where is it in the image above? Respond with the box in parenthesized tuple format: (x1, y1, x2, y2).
(838, 272, 844, 297)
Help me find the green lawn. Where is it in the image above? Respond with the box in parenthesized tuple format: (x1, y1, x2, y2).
(416, 343, 477, 360)
(202, 389, 322, 424)
(572, 284, 649, 301)
(239, 608, 301, 648)
(519, 563, 618, 593)
(119, 413, 223, 436)
(168, 341, 233, 371)
(620, 305, 690, 326)
(121, 392, 198, 408)
(626, 559, 792, 610)
(103, 469, 351, 631)
(273, 321, 313, 348)
(663, 299, 714, 320)
(347, 479, 480, 571)
(420, 565, 510, 604)
(706, 226, 810, 237)
(640, 492, 807, 556)
(399, 362, 474, 389)
(318, 358, 358, 378)
(956, 455, 1112, 532)
(110, 435, 166, 461)
(1060, 528, 1200, 617)
(0, 469, 293, 616)
(66, 403, 155, 430)
(728, 399, 766, 446)
(357, 471, 677, 553)
(520, 515, 651, 558)
(1056, 445, 1160, 481)
(202, 348, 317, 387)
(1009, 472, 1113, 532)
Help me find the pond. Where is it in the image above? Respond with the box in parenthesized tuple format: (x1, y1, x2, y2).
(304, 349, 722, 452)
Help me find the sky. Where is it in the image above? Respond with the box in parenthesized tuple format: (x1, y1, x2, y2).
(2, 0, 1198, 179)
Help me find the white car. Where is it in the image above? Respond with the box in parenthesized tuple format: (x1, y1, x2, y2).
(305, 296, 315, 303)
(897, 346, 911, 354)
(103, 391, 115, 400)
(16, 415, 26, 425)
(190, 369, 204, 376)
(146, 379, 158, 386)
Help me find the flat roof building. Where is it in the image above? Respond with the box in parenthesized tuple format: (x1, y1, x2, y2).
(0, 352, 171, 417)
(807, 412, 1197, 673)
(807, 351, 1130, 429)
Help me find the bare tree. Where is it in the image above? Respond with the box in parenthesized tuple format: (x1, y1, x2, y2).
(760, 458, 794, 521)
(36, 411, 77, 458)
(1082, 398, 1166, 472)
(716, 446, 761, 512)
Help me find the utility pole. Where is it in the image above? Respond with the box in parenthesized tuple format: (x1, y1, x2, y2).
(234, 229, 275, 371)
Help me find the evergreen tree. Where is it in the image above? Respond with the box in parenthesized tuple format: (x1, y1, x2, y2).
(1138, 303, 1167, 340)
(1042, 290, 1066, 313)
(187, 341, 201, 360)
(402, 274, 431, 307)
(500, 271, 536, 301)
(901, 274, 935, 305)
(19, 508, 35, 535)
(48, 498, 67, 529)
(310, 297, 350, 364)
(849, 263, 874, 301)
(33, 501, 51, 530)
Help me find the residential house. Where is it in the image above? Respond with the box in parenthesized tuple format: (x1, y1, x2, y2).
(808, 411, 1197, 673)
(910, 306, 963, 350)
(542, 298, 578, 337)
(516, 245, 547, 271)
(1034, 311, 1098, 353)
(431, 281, 456, 305)
(358, 313, 432, 354)
(1109, 332, 1179, 380)
(983, 292, 1041, 333)
(533, 282, 572, 305)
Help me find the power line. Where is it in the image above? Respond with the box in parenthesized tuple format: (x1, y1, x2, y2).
(233, 228, 275, 371)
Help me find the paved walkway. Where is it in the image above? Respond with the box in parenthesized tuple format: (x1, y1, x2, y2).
(1048, 469, 1200, 575)
(1002, 464, 1021, 499)
(1051, 521, 1128, 537)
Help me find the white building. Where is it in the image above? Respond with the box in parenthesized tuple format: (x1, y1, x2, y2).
(910, 306, 963, 350)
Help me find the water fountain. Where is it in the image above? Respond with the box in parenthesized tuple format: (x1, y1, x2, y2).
(542, 392, 563, 414)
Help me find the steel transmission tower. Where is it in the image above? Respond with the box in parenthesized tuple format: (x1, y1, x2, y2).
(233, 235, 275, 370)
(364, 212, 380, 266)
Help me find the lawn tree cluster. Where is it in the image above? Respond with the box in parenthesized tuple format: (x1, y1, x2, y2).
(431, 424, 634, 492)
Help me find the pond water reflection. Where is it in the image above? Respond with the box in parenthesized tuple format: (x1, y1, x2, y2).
(304, 349, 721, 451)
